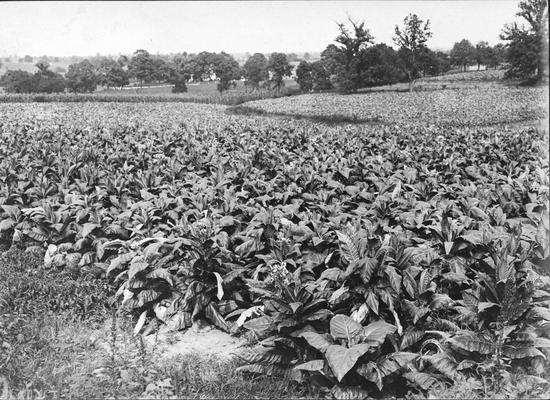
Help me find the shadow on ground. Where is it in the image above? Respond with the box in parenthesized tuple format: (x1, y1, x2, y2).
(225, 105, 382, 125)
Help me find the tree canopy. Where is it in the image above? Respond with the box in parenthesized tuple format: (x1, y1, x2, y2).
(243, 53, 269, 89)
(66, 60, 99, 93)
(128, 49, 156, 87)
(267, 53, 293, 90)
(501, 0, 548, 81)
(394, 13, 432, 91)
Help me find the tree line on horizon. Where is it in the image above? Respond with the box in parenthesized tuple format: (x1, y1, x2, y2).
(0, 0, 546, 95)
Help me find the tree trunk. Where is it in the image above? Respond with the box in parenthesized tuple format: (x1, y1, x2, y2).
(537, 57, 545, 82)
(407, 70, 414, 92)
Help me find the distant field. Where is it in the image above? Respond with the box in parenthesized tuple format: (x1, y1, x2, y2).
(0, 60, 72, 74)
(98, 78, 299, 97)
(236, 75, 546, 127)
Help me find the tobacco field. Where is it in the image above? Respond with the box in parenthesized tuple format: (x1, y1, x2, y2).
(0, 84, 549, 398)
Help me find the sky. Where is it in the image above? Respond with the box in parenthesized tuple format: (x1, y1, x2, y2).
(0, 1, 523, 57)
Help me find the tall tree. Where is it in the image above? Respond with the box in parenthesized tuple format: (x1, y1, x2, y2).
(0, 70, 35, 93)
(490, 43, 507, 69)
(187, 52, 217, 81)
(311, 61, 333, 90)
(295, 61, 314, 91)
(450, 39, 476, 71)
(475, 41, 493, 70)
(33, 62, 66, 93)
(394, 13, 432, 91)
(128, 49, 155, 87)
(501, 0, 548, 81)
(332, 18, 374, 92)
(320, 44, 344, 76)
(211, 52, 241, 93)
(362, 43, 405, 86)
(66, 59, 99, 93)
(164, 59, 189, 93)
(97, 59, 129, 89)
(243, 53, 268, 89)
(267, 52, 292, 90)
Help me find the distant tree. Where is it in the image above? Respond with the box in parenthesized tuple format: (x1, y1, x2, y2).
(54, 66, 66, 74)
(243, 53, 268, 89)
(362, 43, 405, 86)
(3, 57, 9, 63)
(168, 68, 188, 93)
(166, 57, 190, 93)
(417, 48, 451, 77)
(211, 52, 241, 93)
(53, 57, 60, 63)
(35, 61, 51, 75)
(187, 52, 217, 81)
(311, 61, 333, 90)
(500, 0, 548, 81)
(474, 41, 493, 70)
(66, 59, 99, 93)
(128, 49, 156, 87)
(96, 58, 116, 85)
(23, 55, 33, 63)
(117, 55, 129, 68)
(0, 70, 35, 93)
(303, 52, 311, 61)
(295, 61, 314, 91)
(33, 62, 66, 93)
(490, 43, 507, 69)
(152, 58, 171, 83)
(267, 52, 292, 90)
(434, 51, 452, 75)
(320, 44, 345, 76)
(450, 39, 476, 71)
(97, 59, 129, 89)
(394, 13, 432, 91)
(332, 18, 374, 92)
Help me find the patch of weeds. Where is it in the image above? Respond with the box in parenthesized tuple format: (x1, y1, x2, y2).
(0, 248, 114, 320)
(0, 308, 314, 399)
(411, 374, 550, 400)
(0, 249, 310, 398)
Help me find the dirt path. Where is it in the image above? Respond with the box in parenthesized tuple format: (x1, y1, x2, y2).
(143, 320, 249, 360)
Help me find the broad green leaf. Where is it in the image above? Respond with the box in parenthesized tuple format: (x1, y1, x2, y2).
(336, 231, 360, 264)
(128, 262, 149, 279)
(421, 353, 457, 378)
(330, 314, 363, 343)
(447, 332, 495, 355)
(360, 320, 396, 347)
(298, 331, 332, 353)
(329, 285, 349, 307)
(81, 222, 100, 238)
(294, 359, 324, 372)
(325, 343, 372, 382)
(243, 316, 277, 336)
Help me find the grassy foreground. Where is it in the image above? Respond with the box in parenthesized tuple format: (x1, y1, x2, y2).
(0, 248, 313, 399)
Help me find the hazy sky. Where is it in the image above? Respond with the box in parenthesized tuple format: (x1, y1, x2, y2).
(0, 1, 523, 57)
